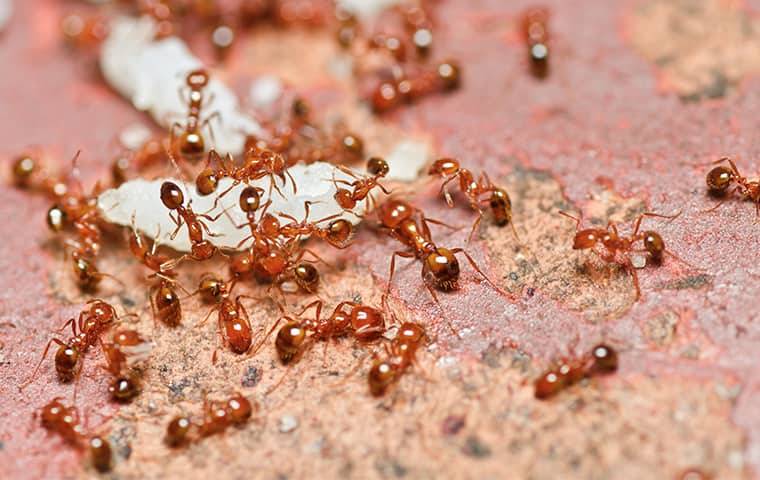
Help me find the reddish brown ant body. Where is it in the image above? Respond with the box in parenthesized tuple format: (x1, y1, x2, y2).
(195, 277, 253, 356)
(160, 180, 224, 267)
(333, 157, 391, 213)
(150, 278, 185, 328)
(102, 329, 150, 402)
(127, 215, 176, 279)
(196, 147, 296, 200)
(169, 69, 219, 163)
(260, 300, 387, 364)
(370, 60, 461, 113)
(534, 344, 618, 399)
(377, 198, 500, 311)
(428, 157, 517, 241)
(560, 210, 689, 299)
(368, 322, 426, 396)
(705, 157, 760, 215)
(165, 392, 254, 447)
(521, 7, 550, 78)
(38, 398, 113, 472)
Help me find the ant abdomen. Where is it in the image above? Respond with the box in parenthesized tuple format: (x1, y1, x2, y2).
(423, 248, 460, 291)
(89, 436, 113, 472)
(706, 166, 733, 195)
(275, 322, 306, 364)
(165, 416, 193, 448)
(368, 360, 396, 397)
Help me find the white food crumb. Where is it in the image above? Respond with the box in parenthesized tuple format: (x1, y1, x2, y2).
(337, 0, 403, 18)
(631, 254, 647, 269)
(384, 140, 431, 182)
(249, 75, 283, 108)
(0, 0, 12, 32)
(97, 162, 367, 253)
(100, 16, 262, 155)
(119, 123, 153, 150)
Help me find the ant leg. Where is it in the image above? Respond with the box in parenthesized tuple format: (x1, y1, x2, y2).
(420, 215, 461, 236)
(57, 317, 77, 336)
(300, 249, 333, 267)
(195, 305, 217, 328)
(450, 248, 503, 293)
(297, 300, 324, 320)
(286, 168, 297, 195)
(210, 181, 240, 212)
(628, 262, 641, 300)
(423, 282, 460, 338)
(438, 174, 459, 207)
(385, 250, 416, 296)
(632, 211, 682, 236)
(168, 212, 184, 240)
(559, 210, 582, 229)
(20, 338, 67, 390)
(466, 209, 485, 245)
(160, 254, 189, 273)
(201, 111, 221, 149)
(334, 164, 361, 180)
(94, 270, 127, 289)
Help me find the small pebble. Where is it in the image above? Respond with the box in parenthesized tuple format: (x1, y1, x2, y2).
(279, 415, 298, 433)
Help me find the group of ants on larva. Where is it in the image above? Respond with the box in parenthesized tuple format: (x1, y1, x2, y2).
(6, 1, 760, 474)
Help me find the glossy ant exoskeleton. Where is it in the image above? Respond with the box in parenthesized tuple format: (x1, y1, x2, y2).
(704, 157, 760, 215)
(194, 277, 253, 357)
(560, 210, 692, 299)
(22, 300, 129, 388)
(164, 392, 254, 447)
(521, 7, 550, 78)
(169, 69, 219, 163)
(38, 398, 114, 472)
(370, 60, 461, 113)
(428, 157, 518, 242)
(332, 157, 391, 214)
(534, 344, 618, 399)
(102, 329, 151, 402)
(368, 322, 427, 396)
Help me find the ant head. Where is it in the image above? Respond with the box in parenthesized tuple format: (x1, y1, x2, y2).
(294, 262, 320, 293)
(226, 394, 254, 425)
(334, 189, 354, 209)
(367, 157, 389, 177)
(196, 168, 218, 196)
(341, 133, 364, 158)
(642, 230, 665, 263)
(47, 205, 67, 232)
(368, 359, 396, 396)
(437, 60, 461, 90)
(327, 219, 352, 247)
(180, 132, 205, 157)
(160, 181, 185, 210)
(588, 344, 618, 375)
(572, 229, 600, 250)
(109, 376, 140, 403)
(275, 321, 306, 364)
(186, 69, 209, 89)
(73, 257, 100, 289)
(165, 416, 193, 448)
(260, 214, 281, 237)
(12, 154, 37, 186)
(239, 186, 262, 213)
(397, 322, 425, 344)
(88, 300, 116, 323)
(379, 199, 414, 229)
(428, 157, 459, 176)
(423, 247, 460, 292)
(198, 275, 225, 303)
(706, 166, 734, 194)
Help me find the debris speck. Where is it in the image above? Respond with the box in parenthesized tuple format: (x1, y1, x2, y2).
(278, 415, 299, 433)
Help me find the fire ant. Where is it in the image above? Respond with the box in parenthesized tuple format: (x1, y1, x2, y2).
(256, 300, 387, 364)
(160, 180, 225, 268)
(332, 157, 391, 214)
(428, 157, 518, 242)
(195, 278, 253, 356)
(560, 210, 691, 299)
(169, 69, 219, 163)
(370, 60, 461, 113)
(368, 322, 427, 396)
(150, 277, 188, 328)
(127, 215, 176, 279)
(377, 198, 501, 330)
(534, 344, 618, 399)
(275, 201, 355, 249)
(102, 329, 151, 402)
(38, 398, 113, 472)
(521, 7, 550, 78)
(196, 146, 296, 201)
(705, 157, 760, 215)
(22, 300, 128, 388)
(165, 392, 254, 447)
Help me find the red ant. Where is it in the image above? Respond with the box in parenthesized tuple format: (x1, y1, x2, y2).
(195, 146, 296, 201)
(127, 215, 176, 279)
(368, 322, 427, 396)
(256, 300, 387, 364)
(38, 398, 113, 472)
(705, 157, 760, 215)
(428, 157, 518, 242)
(150, 277, 187, 328)
(534, 344, 618, 399)
(22, 300, 128, 388)
(169, 69, 219, 163)
(560, 210, 691, 299)
(370, 60, 460, 113)
(101, 329, 151, 402)
(332, 157, 391, 214)
(111, 135, 170, 186)
(164, 392, 254, 447)
(160, 180, 226, 268)
(377, 198, 501, 331)
(195, 277, 253, 357)
(521, 7, 550, 78)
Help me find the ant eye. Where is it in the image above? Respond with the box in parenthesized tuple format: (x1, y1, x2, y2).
(706, 166, 733, 193)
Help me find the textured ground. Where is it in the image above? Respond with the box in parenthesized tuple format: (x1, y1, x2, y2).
(1, 0, 760, 479)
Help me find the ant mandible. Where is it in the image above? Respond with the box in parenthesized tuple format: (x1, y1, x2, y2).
(22, 300, 128, 388)
(428, 157, 518, 242)
(534, 344, 618, 399)
(38, 398, 114, 472)
(705, 157, 760, 215)
(560, 210, 690, 299)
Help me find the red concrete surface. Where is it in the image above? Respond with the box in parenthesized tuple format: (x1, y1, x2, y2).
(1, 0, 759, 478)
